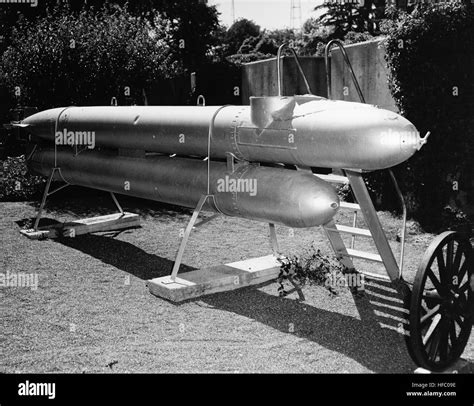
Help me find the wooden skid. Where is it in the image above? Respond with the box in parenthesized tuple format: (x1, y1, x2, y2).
(147, 255, 281, 302)
(19, 212, 140, 240)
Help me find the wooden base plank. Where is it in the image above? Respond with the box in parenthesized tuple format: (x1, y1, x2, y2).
(19, 212, 140, 240)
(147, 255, 282, 302)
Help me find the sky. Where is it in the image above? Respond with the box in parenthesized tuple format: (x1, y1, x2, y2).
(208, 0, 325, 30)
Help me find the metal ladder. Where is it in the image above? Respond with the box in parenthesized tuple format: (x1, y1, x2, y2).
(319, 40, 407, 283)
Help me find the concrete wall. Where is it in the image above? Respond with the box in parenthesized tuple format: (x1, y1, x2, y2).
(330, 38, 398, 112)
(241, 56, 328, 104)
(241, 39, 397, 111)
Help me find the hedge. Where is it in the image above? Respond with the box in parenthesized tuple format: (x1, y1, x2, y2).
(379, 3, 474, 232)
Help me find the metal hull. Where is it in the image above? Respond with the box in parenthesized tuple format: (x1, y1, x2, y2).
(29, 148, 340, 228)
(23, 96, 423, 171)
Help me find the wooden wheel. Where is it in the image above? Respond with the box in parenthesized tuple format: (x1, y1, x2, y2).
(407, 231, 473, 371)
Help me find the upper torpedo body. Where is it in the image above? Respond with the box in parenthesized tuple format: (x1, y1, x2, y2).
(22, 95, 424, 171)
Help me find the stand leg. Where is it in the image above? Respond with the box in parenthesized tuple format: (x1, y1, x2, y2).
(269, 223, 280, 256)
(194, 213, 219, 228)
(110, 192, 124, 215)
(33, 168, 56, 231)
(169, 195, 210, 282)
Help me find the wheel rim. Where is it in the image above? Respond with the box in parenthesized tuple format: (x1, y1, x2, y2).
(408, 231, 473, 371)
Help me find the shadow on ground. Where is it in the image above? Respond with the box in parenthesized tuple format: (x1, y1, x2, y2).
(55, 233, 196, 280)
(51, 232, 417, 373)
(26, 185, 194, 220)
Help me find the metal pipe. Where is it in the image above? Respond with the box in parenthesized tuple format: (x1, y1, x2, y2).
(277, 43, 312, 96)
(325, 39, 365, 103)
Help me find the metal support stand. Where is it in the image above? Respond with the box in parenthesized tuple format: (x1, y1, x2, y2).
(168, 194, 211, 282)
(166, 104, 230, 283)
(33, 172, 127, 232)
(269, 223, 280, 256)
(33, 167, 70, 231)
(110, 191, 124, 216)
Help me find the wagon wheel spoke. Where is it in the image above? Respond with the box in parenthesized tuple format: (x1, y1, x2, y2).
(420, 304, 440, 329)
(427, 326, 441, 360)
(422, 313, 441, 346)
(454, 313, 465, 328)
(438, 320, 450, 363)
(452, 244, 463, 277)
(453, 294, 468, 316)
(457, 262, 468, 286)
(422, 289, 442, 302)
(436, 250, 446, 282)
(458, 282, 469, 294)
(427, 268, 443, 295)
(444, 240, 454, 283)
(448, 319, 457, 346)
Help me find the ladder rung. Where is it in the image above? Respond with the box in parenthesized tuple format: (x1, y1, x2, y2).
(339, 201, 361, 211)
(359, 270, 392, 282)
(314, 174, 349, 184)
(344, 248, 383, 263)
(330, 224, 372, 237)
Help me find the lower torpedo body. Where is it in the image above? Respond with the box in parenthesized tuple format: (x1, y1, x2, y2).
(28, 149, 340, 228)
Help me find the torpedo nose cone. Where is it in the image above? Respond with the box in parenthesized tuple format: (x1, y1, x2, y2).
(22, 108, 66, 135)
(298, 177, 340, 228)
(22, 107, 65, 124)
(338, 106, 423, 170)
(294, 101, 424, 170)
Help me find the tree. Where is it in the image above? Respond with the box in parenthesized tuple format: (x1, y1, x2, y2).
(0, 0, 221, 71)
(313, 0, 386, 38)
(224, 18, 261, 56)
(0, 6, 180, 110)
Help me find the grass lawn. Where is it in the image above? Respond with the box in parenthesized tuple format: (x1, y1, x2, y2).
(1, 188, 473, 373)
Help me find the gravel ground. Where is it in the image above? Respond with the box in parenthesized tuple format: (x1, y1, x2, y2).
(1, 190, 473, 373)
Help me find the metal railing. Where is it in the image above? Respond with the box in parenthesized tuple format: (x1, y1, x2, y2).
(276, 43, 312, 96)
(324, 39, 365, 103)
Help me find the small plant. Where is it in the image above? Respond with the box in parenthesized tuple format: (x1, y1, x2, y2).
(277, 246, 355, 297)
(0, 155, 45, 201)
